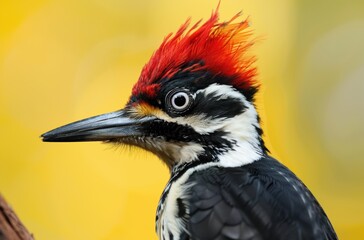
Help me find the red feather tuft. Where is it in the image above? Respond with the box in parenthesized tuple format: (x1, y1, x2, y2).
(132, 7, 257, 98)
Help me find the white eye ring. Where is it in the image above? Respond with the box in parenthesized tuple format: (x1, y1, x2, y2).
(166, 89, 193, 114)
(171, 91, 190, 110)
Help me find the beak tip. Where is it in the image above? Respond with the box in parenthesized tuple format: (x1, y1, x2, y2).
(40, 131, 54, 142)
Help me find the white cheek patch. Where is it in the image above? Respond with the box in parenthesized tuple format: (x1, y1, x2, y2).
(175, 114, 226, 134)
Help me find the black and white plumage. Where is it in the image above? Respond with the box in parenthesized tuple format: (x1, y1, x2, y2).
(157, 157, 336, 240)
(41, 9, 338, 240)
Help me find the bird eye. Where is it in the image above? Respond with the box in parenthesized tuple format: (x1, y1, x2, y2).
(166, 89, 193, 114)
(171, 92, 189, 109)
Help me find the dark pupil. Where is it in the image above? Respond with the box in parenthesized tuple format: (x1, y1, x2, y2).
(174, 95, 187, 107)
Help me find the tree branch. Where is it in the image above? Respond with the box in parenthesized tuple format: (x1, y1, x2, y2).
(0, 194, 34, 240)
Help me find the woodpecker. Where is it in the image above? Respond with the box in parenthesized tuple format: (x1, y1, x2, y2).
(42, 8, 337, 240)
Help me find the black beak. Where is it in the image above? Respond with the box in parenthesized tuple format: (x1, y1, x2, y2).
(41, 110, 155, 142)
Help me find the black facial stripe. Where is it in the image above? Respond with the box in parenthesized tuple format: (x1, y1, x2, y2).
(145, 120, 198, 142)
(142, 119, 235, 150)
(193, 90, 247, 119)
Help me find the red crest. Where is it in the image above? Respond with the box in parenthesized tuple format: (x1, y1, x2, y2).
(132, 7, 257, 98)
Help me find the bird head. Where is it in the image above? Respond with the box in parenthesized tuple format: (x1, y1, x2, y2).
(42, 9, 267, 170)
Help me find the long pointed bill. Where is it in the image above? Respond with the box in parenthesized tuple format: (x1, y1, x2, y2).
(41, 110, 155, 142)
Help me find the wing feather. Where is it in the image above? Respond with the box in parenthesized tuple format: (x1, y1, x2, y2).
(185, 156, 337, 240)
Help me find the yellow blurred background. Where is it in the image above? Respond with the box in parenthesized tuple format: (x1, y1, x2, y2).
(1, 0, 364, 239)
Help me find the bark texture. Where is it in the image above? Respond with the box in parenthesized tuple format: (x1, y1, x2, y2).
(0, 194, 34, 240)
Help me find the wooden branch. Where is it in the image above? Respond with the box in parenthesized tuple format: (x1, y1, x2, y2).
(0, 194, 34, 240)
